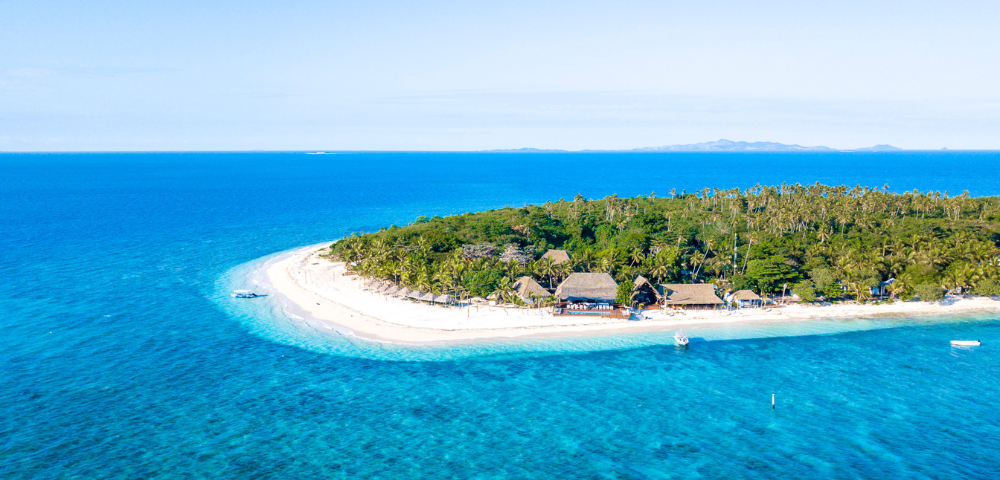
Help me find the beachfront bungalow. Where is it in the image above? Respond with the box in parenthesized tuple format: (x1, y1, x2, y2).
(871, 278, 895, 297)
(555, 272, 618, 303)
(541, 249, 572, 265)
(731, 290, 762, 308)
(632, 276, 662, 306)
(512, 276, 552, 305)
(661, 284, 724, 310)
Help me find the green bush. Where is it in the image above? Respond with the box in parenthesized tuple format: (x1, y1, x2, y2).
(792, 280, 816, 302)
(746, 256, 798, 293)
(616, 282, 635, 306)
(463, 269, 504, 297)
(729, 274, 756, 292)
(913, 283, 944, 302)
(975, 279, 1000, 296)
(809, 267, 837, 291)
(822, 281, 843, 300)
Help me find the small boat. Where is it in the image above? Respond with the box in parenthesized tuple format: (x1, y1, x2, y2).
(674, 331, 689, 346)
(951, 340, 981, 346)
(232, 290, 260, 298)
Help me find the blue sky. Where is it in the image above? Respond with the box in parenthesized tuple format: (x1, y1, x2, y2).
(1, 0, 998, 151)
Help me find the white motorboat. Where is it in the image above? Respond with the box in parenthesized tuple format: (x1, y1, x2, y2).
(951, 340, 981, 346)
(674, 331, 689, 346)
(232, 289, 260, 298)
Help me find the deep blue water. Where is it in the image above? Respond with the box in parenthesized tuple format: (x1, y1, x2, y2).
(2, 151, 1000, 479)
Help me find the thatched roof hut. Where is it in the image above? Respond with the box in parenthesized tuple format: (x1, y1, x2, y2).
(419, 292, 436, 302)
(513, 276, 551, 303)
(730, 289, 762, 308)
(555, 273, 618, 302)
(732, 290, 761, 301)
(385, 285, 399, 295)
(632, 275, 662, 305)
(541, 249, 572, 265)
(407, 290, 422, 300)
(661, 284, 724, 308)
(436, 294, 454, 304)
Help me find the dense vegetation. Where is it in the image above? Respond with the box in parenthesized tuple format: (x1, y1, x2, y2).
(327, 183, 1000, 305)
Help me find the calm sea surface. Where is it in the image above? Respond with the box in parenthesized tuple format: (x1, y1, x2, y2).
(2, 151, 999, 479)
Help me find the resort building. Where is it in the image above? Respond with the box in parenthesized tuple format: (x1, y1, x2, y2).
(871, 278, 895, 297)
(661, 284, 725, 309)
(555, 272, 618, 303)
(540, 249, 572, 265)
(632, 276, 662, 306)
(512, 276, 552, 305)
(730, 290, 762, 308)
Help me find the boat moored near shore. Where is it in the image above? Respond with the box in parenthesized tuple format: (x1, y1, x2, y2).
(232, 289, 264, 298)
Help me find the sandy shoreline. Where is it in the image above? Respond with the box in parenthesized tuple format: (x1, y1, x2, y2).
(259, 244, 1000, 345)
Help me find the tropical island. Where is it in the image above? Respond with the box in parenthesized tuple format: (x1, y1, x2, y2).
(262, 183, 1000, 343)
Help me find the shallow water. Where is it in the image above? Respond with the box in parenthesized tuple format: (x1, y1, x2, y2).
(2, 151, 999, 478)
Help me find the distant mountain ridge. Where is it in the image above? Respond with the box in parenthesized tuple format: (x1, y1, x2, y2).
(630, 139, 835, 152)
(482, 139, 901, 153)
(853, 144, 902, 152)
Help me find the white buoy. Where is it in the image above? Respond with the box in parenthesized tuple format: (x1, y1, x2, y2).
(772, 394, 775, 409)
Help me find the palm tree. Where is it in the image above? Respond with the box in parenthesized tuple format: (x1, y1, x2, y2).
(602, 250, 621, 275)
(688, 250, 706, 281)
(628, 247, 645, 268)
(535, 257, 558, 289)
(576, 250, 596, 272)
(491, 281, 518, 314)
(648, 261, 669, 284)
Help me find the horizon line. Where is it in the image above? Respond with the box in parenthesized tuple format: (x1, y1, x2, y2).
(2, 148, 999, 154)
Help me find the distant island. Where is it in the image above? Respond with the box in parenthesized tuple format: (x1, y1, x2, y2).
(853, 144, 903, 152)
(483, 139, 901, 153)
(628, 139, 835, 152)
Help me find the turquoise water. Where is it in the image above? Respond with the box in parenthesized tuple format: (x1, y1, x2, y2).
(2, 151, 999, 478)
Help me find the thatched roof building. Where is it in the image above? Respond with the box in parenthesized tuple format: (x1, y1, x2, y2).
(512, 276, 551, 304)
(555, 273, 618, 302)
(436, 294, 455, 304)
(661, 284, 724, 309)
(514, 276, 550, 297)
(632, 276, 662, 305)
(730, 289, 762, 308)
(541, 249, 572, 265)
(732, 290, 761, 301)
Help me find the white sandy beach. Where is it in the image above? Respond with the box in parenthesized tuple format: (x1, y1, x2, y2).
(262, 244, 1000, 344)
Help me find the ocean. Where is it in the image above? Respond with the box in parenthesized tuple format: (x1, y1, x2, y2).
(2, 151, 999, 478)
